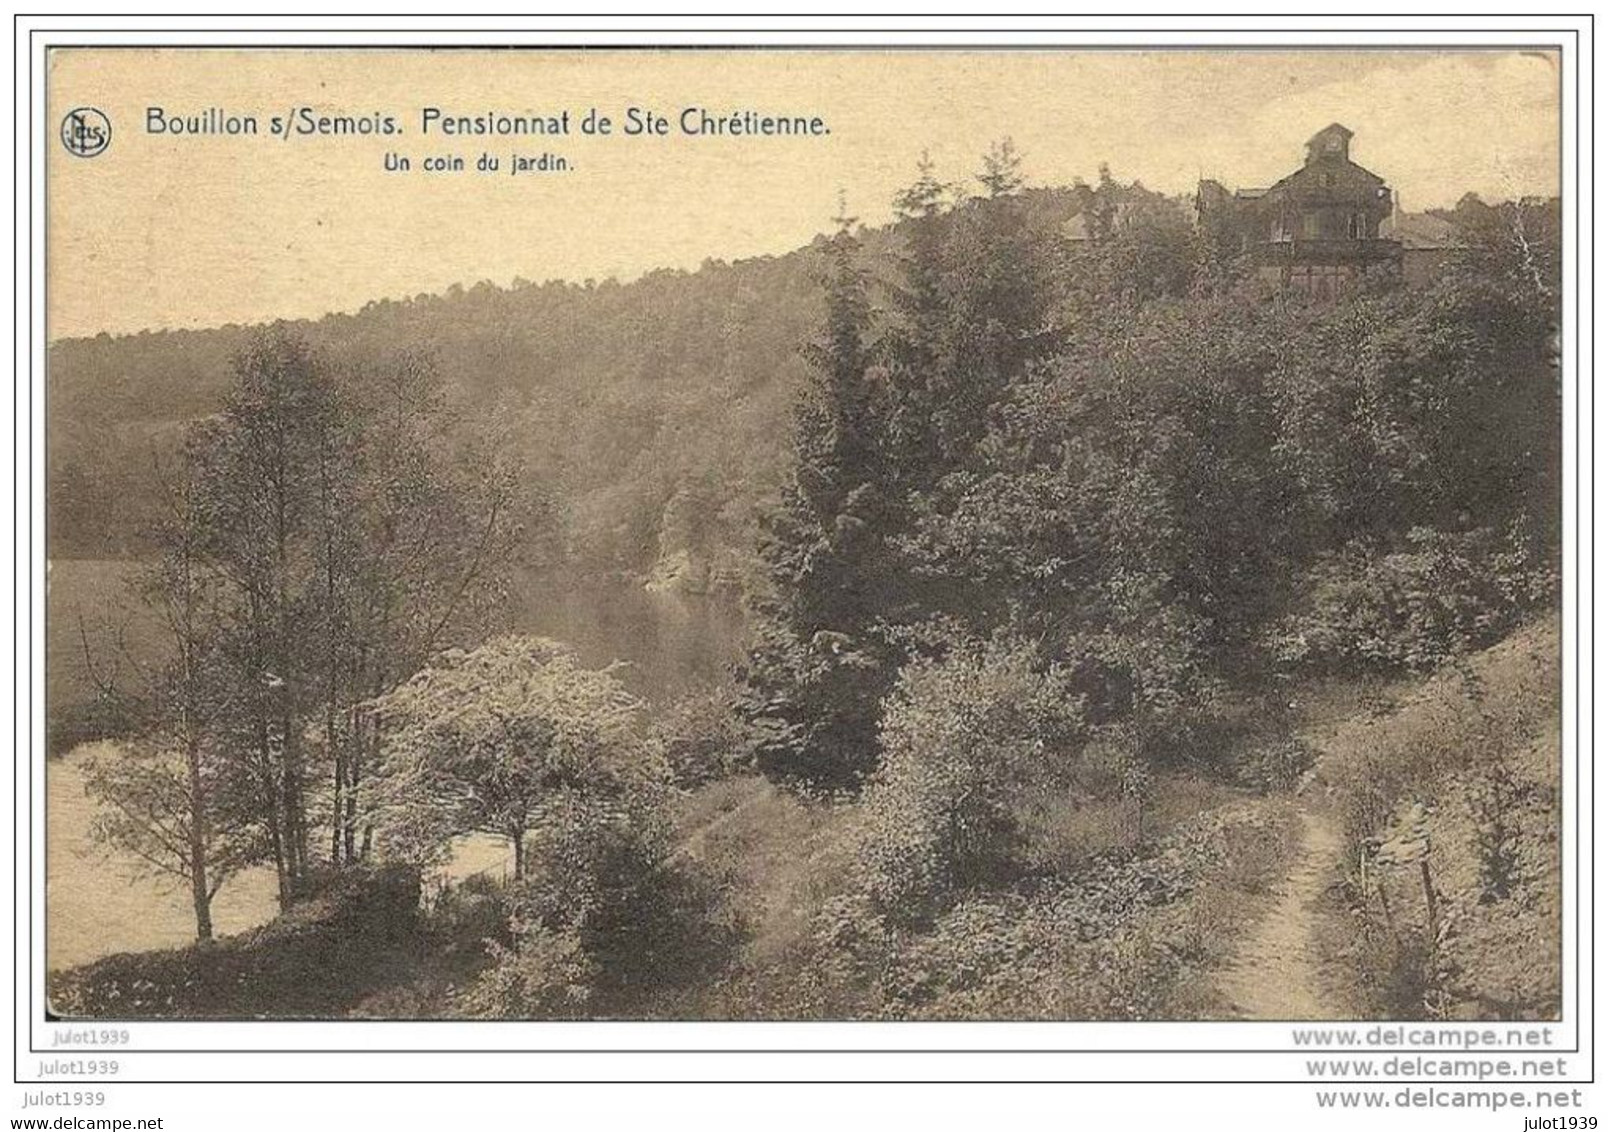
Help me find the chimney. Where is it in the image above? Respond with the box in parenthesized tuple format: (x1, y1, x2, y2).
(1305, 123, 1353, 165)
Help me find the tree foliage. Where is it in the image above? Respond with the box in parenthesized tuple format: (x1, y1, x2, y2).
(90, 327, 529, 922)
(82, 733, 262, 941)
(741, 204, 893, 788)
(369, 636, 739, 1017)
(743, 146, 1069, 789)
(366, 635, 653, 878)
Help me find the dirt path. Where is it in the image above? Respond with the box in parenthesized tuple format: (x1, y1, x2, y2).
(1213, 806, 1347, 1020)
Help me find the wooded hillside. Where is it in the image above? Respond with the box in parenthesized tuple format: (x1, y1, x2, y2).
(49, 189, 1086, 587)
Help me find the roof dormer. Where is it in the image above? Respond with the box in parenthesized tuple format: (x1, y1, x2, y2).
(1305, 123, 1353, 165)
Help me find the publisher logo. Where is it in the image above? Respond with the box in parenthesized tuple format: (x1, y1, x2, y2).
(60, 107, 111, 158)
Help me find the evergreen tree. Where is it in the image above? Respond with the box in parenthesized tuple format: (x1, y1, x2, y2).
(742, 202, 893, 788)
(881, 142, 1062, 492)
(882, 143, 1066, 635)
(743, 148, 1066, 788)
(883, 151, 958, 492)
(936, 138, 1061, 464)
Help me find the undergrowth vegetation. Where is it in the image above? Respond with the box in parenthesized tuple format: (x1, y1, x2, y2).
(1314, 618, 1561, 1020)
(52, 146, 1561, 1022)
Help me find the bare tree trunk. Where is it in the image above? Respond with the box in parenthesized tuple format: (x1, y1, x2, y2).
(183, 718, 213, 940)
(344, 704, 365, 862)
(268, 816, 291, 910)
(326, 755, 339, 861)
(272, 456, 310, 897)
(321, 458, 344, 870)
(189, 859, 214, 942)
(330, 741, 344, 868)
(344, 763, 360, 861)
(254, 698, 294, 911)
(325, 630, 343, 869)
(280, 762, 300, 891)
(280, 690, 309, 893)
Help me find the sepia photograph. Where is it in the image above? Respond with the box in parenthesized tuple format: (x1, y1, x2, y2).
(39, 43, 1565, 1034)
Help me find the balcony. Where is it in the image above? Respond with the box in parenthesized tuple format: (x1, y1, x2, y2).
(1253, 237, 1403, 268)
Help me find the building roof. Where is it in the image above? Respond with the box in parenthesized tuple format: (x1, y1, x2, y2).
(1308, 122, 1355, 144)
(1263, 155, 1385, 197)
(1063, 196, 1194, 242)
(1381, 210, 1462, 250)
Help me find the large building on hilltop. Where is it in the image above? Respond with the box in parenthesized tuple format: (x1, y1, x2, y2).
(1197, 123, 1405, 295)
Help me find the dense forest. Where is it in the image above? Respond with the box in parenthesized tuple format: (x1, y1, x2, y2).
(49, 147, 1562, 1022)
(48, 187, 1087, 586)
(48, 245, 812, 585)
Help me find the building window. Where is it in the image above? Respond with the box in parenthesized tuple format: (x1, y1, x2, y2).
(1302, 213, 1320, 239)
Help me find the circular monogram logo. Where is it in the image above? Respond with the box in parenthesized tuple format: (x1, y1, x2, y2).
(60, 107, 111, 158)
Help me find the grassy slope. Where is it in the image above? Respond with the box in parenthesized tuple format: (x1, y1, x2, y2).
(659, 617, 1561, 1021)
(664, 773, 1299, 1020)
(1307, 614, 1561, 1019)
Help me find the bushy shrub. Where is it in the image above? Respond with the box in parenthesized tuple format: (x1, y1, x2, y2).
(1346, 915, 1443, 1019)
(1469, 761, 1524, 903)
(1231, 735, 1317, 796)
(48, 693, 140, 756)
(821, 804, 1296, 1020)
(421, 873, 511, 963)
(1270, 524, 1556, 674)
(49, 865, 422, 1019)
(457, 923, 597, 1018)
(464, 790, 742, 1016)
(1059, 724, 1154, 846)
(842, 638, 1085, 930)
(654, 682, 756, 788)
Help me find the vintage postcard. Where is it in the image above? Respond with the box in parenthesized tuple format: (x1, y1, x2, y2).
(40, 43, 1566, 1036)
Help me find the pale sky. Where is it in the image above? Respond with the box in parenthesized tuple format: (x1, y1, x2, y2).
(48, 49, 1560, 340)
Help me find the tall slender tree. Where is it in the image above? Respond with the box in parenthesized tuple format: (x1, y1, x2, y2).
(743, 200, 893, 787)
(104, 327, 528, 909)
(82, 454, 259, 940)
